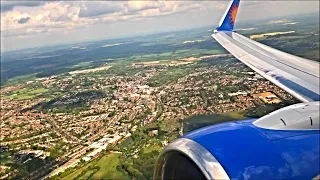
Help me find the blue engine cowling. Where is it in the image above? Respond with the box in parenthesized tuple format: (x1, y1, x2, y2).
(154, 119, 320, 180)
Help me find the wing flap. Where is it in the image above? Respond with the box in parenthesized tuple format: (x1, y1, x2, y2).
(212, 31, 320, 102)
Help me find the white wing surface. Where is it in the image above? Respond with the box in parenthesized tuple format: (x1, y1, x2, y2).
(213, 0, 319, 102)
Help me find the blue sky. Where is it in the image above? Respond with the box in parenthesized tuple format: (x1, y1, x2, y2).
(1, 1, 319, 52)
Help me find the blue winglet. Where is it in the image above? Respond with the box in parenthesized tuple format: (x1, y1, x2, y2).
(216, 0, 240, 32)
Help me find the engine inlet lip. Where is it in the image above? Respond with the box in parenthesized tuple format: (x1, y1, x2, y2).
(153, 138, 230, 180)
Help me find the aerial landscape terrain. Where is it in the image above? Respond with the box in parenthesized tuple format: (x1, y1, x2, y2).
(0, 13, 319, 180)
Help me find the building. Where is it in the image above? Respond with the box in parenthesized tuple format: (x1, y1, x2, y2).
(253, 92, 282, 104)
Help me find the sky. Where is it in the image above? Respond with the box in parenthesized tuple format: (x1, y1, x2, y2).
(1, 1, 319, 52)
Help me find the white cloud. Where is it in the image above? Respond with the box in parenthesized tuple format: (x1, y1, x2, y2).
(1, 1, 319, 51)
(78, 2, 124, 18)
(1, 1, 208, 38)
(126, 1, 160, 12)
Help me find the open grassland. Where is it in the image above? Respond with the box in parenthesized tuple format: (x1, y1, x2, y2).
(61, 153, 128, 180)
(174, 49, 223, 59)
(0, 152, 13, 165)
(128, 49, 223, 63)
(69, 66, 112, 75)
(130, 48, 224, 67)
(128, 52, 174, 62)
(250, 31, 295, 39)
(133, 60, 193, 66)
(90, 153, 128, 180)
(2, 87, 48, 100)
(142, 144, 163, 154)
(72, 61, 93, 68)
(2, 74, 37, 87)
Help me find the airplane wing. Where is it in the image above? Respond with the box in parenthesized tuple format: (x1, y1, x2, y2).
(212, 0, 320, 102)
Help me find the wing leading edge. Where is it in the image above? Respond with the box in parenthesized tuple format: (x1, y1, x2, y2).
(212, 0, 320, 102)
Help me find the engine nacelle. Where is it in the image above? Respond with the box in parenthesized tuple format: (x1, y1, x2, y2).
(154, 102, 320, 180)
(153, 138, 229, 180)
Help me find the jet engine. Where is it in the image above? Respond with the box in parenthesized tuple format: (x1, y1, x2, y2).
(154, 102, 320, 180)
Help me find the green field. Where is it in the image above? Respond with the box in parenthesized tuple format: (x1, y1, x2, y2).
(142, 144, 162, 154)
(72, 61, 93, 68)
(0, 152, 13, 165)
(127, 48, 223, 63)
(128, 52, 174, 62)
(2, 74, 37, 87)
(60, 153, 128, 180)
(174, 49, 223, 58)
(3, 87, 48, 100)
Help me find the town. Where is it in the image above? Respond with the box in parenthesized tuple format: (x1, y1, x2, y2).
(0, 54, 297, 179)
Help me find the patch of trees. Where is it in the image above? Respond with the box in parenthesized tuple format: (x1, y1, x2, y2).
(245, 103, 288, 118)
(48, 141, 67, 159)
(117, 150, 159, 180)
(31, 90, 105, 114)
